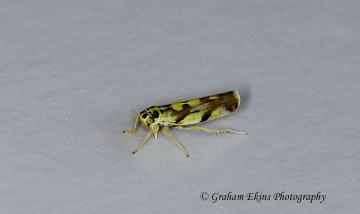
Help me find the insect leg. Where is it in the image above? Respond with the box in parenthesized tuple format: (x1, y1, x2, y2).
(123, 114, 140, 135)
(162, 127, 189, 157)
(177, 126, 247, 135)
(133, 131, 152, 154)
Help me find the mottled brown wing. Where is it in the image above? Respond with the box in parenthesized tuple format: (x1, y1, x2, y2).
(164, 90, 240, 126)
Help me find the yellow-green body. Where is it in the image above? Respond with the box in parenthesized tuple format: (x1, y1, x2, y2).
(124, 90, 246, 157)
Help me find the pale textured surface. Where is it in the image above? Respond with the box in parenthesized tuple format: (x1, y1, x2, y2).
(1, 1, 359, 213)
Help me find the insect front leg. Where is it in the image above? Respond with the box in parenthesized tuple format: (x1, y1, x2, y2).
(123, 114, 140, 135)
(162, 127, 189, 157)
(177, 126, 247, 135)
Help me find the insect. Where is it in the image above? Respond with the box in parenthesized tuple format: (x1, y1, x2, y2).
(123, 90, 247, 157)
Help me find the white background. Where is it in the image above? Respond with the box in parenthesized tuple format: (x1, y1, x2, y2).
(1, 1, 359, 213)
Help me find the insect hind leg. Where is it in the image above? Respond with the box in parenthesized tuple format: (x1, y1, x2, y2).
(177, 126, 247, 135)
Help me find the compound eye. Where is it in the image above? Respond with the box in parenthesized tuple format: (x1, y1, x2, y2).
(152, 110, 159, 119)
(141, 113, 147, 119)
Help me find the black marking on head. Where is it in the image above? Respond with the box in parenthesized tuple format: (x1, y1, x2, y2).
(141, 113, 147, 119)
(152, 110, 159, 118)
(201, 111, 212, 122)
